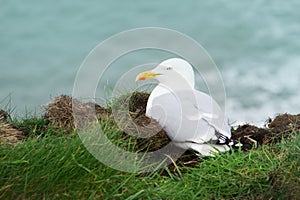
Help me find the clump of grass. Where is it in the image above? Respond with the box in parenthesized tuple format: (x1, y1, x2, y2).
(14, 117, 49, 137)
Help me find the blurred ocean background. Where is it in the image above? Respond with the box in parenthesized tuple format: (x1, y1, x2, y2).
(1, 0, 299, 126)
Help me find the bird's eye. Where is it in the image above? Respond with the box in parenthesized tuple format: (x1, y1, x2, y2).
(166, 67, 173, 70)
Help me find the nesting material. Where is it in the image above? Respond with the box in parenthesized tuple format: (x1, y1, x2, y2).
(0, 115, 23, 145)
(268, 113, 300, 133)
(43, 95, 107, 133)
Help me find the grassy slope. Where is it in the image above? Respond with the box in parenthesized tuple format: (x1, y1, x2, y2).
(0, 118, 299, 200)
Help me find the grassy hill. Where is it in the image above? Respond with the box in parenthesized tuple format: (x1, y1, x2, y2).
(0, 94, 299, 199)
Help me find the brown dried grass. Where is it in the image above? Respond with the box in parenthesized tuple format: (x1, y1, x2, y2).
(43, 95, 107, 133)
(0, 116, 23, 145)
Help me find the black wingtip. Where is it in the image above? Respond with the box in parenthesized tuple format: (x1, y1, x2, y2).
(217, 134, 243, 148)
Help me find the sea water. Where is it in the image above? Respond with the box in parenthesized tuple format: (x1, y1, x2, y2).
(0, 0, 299, 126)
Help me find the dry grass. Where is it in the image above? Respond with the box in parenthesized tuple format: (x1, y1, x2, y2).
(43, 95, 107, 133)
(0, 116, 23, 145)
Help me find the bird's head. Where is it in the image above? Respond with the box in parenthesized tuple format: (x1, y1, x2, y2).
(135, 58, 195, 88)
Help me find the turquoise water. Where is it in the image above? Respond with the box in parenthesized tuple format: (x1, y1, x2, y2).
(1, 0, 300, 125)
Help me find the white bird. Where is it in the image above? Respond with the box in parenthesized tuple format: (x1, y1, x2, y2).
(136, 58, 237, 156)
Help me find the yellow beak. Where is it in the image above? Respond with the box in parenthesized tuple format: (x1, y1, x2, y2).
(135, 71, 161, 81)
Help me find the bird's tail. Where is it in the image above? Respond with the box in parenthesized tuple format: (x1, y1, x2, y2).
(174, 134, 243, 157)
(216, 134, 243, 148)
(174, 142, 230, 157)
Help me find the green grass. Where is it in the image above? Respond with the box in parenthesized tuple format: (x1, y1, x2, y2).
(0, 118, 299, 199)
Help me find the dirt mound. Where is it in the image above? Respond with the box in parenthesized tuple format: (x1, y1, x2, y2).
(0, 111, 24, 145)
(268, 113, 300, 133)
(43, 95, 107, 133)
(232, 125, 271, 151)
(232, 114, 300, 151)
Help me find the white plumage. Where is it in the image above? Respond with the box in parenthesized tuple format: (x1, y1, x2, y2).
(136, 58, 234, 156)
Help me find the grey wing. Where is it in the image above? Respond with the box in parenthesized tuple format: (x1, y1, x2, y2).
(192, 90, 231, 139)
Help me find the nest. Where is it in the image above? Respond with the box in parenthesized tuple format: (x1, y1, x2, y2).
(43, 95, 107, 133)
(127, 93, 300, 152)
(0, 114, 24, 145)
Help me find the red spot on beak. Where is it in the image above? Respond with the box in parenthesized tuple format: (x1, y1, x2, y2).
(139, 77, 146, 80)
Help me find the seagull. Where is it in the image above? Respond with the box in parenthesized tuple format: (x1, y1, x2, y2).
(136, 58, 237, 156)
